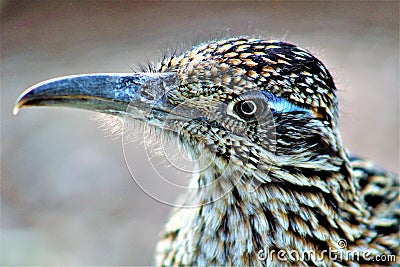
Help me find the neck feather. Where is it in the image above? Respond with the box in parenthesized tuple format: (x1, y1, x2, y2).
(155, 151, 371, 266)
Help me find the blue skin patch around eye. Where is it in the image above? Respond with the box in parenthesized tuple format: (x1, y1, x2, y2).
(261, 91, 311, 114)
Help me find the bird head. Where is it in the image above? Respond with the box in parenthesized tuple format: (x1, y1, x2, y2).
(14, 37, 378, 264)
(15, 38, 344, 188)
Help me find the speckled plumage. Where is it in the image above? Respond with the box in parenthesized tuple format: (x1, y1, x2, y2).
(150, 38, 399, 266)
(15, 37, 399, 266)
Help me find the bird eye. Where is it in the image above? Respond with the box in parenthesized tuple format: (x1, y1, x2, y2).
(234, 99, 266, 121)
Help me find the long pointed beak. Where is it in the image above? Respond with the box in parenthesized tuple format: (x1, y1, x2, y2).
(14, 73, 180, 117)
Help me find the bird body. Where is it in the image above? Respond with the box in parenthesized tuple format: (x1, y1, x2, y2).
(155, 156, 399, 266)
(15, 37, 399, 266)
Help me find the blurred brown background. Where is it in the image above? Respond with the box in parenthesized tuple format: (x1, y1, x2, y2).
(1, 1, 398, 265)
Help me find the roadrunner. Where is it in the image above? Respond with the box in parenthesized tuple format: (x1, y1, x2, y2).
(15, 37, 399, 266)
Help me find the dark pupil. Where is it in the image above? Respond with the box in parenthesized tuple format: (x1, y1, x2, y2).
(241, 101, 256, 115)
